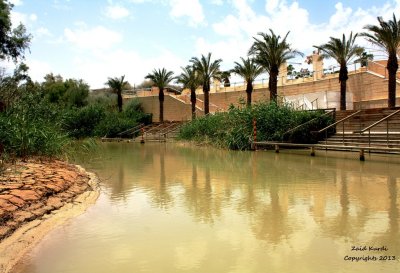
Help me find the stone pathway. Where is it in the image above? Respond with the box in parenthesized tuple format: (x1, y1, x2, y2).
(0, 159, 93, 241)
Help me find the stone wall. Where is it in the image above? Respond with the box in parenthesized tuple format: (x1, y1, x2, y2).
(135, 95, 205, 122)
(197, 88, 270, 111)
(129, 69, 400, 121)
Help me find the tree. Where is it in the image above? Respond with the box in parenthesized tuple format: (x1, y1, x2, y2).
(221, 71, 231, 87)
(355, 51, 374, 67)
(190, 53, 222, 114)
(176, 65, 200, 120)
(314, 32, 363, 110)
(106, 75, 128, 112)
(145, 68, 175, 122)
(361, 14, 400, 108)
(0, 62, 30, 110)
(249, 29, 302, 103)
(0, 0, 31, 62)
(231, 57, 264, 106)
(287, 64, 295, 79)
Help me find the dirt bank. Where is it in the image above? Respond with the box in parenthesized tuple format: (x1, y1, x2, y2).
(0, 159, 99, 273)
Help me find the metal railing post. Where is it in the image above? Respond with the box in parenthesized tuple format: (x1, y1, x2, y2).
(368, 129, 371, 147)
(325, 130, 328, 145)
(342, 121, 345, 144)
(387, 119, 389, 147)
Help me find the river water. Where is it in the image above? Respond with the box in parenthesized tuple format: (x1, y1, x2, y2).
(14, 143, 400, 273)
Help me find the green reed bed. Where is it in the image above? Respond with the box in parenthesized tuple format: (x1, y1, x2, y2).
(178, 102, 333, 150)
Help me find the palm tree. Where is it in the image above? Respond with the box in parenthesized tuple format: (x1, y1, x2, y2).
(314, 32, 363, 110)
(190, 53, 222, 115)
(361, 14, 400, 108)
(221, 70, 231, 87)
(176, 65, 200, 120)
(355, 51, 374, 67)
(249, 29, 302, 103)
(231, 57, 264, 106)
(145, 68, 175, 122)
(106, 75, 128, 112)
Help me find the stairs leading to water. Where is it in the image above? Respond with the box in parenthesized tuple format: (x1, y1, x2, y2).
(134, 121, 183, 142)
(318, 108, 400, 152)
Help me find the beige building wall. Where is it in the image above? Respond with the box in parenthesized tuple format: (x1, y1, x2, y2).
(136, 95, 205, 122)
(127, 66, 400, 121)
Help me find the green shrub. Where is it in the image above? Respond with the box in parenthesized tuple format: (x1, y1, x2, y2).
(123, 99, 152, 125)
(62, 104, 106, 138)
(94, 111, 137, 138)
(0, 115, 68, 157)
(0, 90, 68, 158)
(178, 102, 333, 150)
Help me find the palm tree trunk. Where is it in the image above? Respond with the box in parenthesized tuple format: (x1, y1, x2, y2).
(339, 65, 348, 111)
(117, 90, 123, 112)
(387, 55, 398, 108)
(246, 81, 253, 107)
(204, 84, 210, 115)
(159, 88, 164, 122)
(269, 70, 278, 103)
(340, 80, 347, 110)
(190, 88, 196, 120)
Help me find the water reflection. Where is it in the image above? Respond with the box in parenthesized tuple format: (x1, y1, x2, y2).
(15, 143, 400, 273)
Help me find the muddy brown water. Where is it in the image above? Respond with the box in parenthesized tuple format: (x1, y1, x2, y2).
(13, 143, 400, 273)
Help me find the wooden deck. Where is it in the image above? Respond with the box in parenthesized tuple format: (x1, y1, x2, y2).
(253, 141, 400, 161)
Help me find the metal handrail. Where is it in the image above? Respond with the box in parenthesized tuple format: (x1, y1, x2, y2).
(314, 110, 362, 145)
(310, 98, 318, 110)
(158, 122, 179, 134)
(356, 109, 400, 133)
(144, 123, 165, 134)
(316, 110, 362, 133)
(158, 122, 184, 140)
(283, 108, 335, 136)
(355, 109, 400, 147)
(117, 123, 144, 136)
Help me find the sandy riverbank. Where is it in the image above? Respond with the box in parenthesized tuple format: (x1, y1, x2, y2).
(0, 159, 99, 273)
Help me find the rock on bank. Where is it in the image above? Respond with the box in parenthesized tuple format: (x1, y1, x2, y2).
(0, 159, 99, 273)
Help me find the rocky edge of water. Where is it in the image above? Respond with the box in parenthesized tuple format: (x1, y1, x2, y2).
(0, 159, 96, 241)
(0, 159, 99, 273)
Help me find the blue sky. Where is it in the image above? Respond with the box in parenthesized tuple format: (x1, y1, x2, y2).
(6, 0, 400, 88)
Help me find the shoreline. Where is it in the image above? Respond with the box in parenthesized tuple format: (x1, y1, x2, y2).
(0, 160, 100, 273)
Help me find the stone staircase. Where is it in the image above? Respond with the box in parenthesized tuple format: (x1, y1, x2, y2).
(319, 108, 400, 151)
(134, 121, 183, 142)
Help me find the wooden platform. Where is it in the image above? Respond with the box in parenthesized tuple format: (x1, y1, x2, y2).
(253, 141, 400, 161)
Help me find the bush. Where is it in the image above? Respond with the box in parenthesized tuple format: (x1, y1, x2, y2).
(0, 91, 68, 158)
(62, 104, 106, 138)
(123, 99, 152, 125)
(178, 102, 333, 150)
(61, 99, 151, 139)
(94, 111, 137, 138)
(0, 115, 68, 157)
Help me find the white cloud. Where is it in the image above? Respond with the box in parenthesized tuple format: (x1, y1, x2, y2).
(129, 0, 151, 3)
(104, 4, 130, 19)
(329, 3, 352, 29)
(64, 24, 123, 51)
(52, 0, 71, 10)
(68, 48, 185, 88)
(205, 0, 400, 71)
(169, 0, 205, 27)
(211, 0, 223, 5)
(9, 0, 23, 6)
(10, 11, 37, 26)
(26, 59, 52, 82)
(35, 27, 52, 38)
